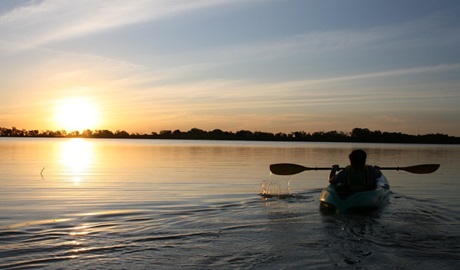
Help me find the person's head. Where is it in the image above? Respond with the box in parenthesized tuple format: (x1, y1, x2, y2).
(349, 149, 367, 169)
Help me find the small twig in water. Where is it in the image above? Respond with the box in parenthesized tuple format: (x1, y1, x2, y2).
(40, 166, 45, 179)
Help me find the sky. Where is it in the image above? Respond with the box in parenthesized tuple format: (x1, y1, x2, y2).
(1, 0, 460, 136)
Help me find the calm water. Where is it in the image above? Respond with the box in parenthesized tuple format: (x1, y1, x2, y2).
(1, 138, 459, 269)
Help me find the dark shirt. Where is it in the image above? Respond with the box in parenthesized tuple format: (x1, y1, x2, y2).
(330, 165, 382, 186)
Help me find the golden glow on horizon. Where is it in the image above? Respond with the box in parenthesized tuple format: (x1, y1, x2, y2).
(54, 97, 100, 131)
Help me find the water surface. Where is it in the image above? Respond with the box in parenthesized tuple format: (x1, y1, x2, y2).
(1, 138, 459, 269)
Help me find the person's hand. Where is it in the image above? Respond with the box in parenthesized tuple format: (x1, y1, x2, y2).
(332, 164, 340, 170)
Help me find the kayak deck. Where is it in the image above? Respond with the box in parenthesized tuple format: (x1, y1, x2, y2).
(319, 175, 390, 214)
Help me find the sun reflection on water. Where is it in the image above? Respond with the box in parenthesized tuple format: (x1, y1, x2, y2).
(60, 138, 94, 185)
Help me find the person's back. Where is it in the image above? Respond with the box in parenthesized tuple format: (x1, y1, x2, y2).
(329, 150, 381, 192)
(345, 165, 378, 191)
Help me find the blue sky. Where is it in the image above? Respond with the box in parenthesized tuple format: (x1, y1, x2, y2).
(1, 0, 460, 136)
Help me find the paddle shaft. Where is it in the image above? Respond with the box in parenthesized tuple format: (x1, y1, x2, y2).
(269, 163, 440, 175)
(273, 166, 430, 171)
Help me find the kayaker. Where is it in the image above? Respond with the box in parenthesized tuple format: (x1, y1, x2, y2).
(329, 149, 382, 191)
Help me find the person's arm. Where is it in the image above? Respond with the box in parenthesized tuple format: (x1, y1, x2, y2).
(367, 166, 382, 187)
(375, 166, 382, 177)
(371, 165, 382, 178)
(329, 165, 340, 183)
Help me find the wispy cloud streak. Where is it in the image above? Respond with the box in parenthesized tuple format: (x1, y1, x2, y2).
(0, 0, 242, 50)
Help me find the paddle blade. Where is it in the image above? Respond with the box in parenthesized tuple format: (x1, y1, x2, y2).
(269, 163, 308, 175)
(400, 164, 440, 174)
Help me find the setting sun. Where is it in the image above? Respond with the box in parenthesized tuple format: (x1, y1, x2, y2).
(54, 97, 100, 131)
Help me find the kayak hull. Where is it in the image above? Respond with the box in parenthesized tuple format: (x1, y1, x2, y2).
(319, 175, 390, 214)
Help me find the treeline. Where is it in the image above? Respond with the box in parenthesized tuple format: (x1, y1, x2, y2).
(1, 126, 459, 144)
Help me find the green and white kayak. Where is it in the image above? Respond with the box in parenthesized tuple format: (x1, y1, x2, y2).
(319, 175, 390, 214)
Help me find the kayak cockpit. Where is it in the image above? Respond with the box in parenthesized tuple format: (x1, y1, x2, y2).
(319, 175, 390, 214)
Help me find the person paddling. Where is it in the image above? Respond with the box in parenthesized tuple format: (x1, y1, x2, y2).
(329, 149, 382, 191)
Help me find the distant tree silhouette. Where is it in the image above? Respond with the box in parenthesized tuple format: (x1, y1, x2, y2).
(115, 130, 130, 138)
(1, 126, 459, 144)
(235, 130, 253, 140)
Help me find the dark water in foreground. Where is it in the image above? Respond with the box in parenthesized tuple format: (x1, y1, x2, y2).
(0, 138, 459, 269)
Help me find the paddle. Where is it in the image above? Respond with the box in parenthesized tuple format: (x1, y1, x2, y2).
(269, 163, 440, 175)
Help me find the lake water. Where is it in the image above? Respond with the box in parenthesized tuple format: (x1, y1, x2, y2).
(1, 138, 459, 269)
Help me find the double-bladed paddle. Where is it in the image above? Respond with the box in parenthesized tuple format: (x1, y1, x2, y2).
(269, 163, 440, 175)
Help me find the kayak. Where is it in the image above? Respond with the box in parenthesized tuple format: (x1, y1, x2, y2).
(319, 175, 390, 214)
(269, 163, 439, 213)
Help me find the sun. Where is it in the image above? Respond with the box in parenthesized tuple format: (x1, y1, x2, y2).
(54, 97, 100, 131)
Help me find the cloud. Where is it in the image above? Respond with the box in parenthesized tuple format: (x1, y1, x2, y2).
(0, 0, 242, 51)
(131, 10, 460, 86)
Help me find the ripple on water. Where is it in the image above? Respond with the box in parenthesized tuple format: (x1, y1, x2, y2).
(1, 191, 459, 269)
